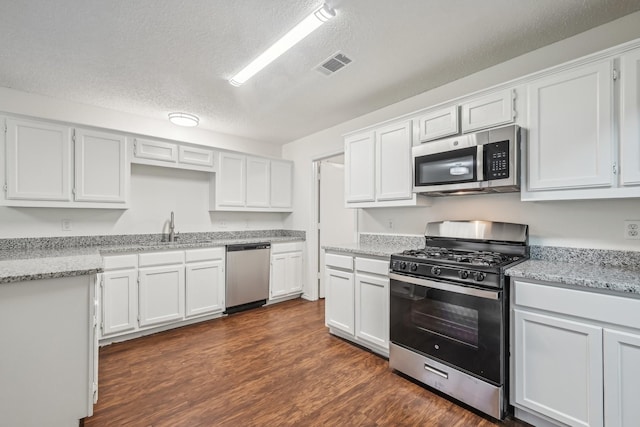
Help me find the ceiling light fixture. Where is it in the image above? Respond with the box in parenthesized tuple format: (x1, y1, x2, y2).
(229, 3, 336, 87)
(168, 112, 200, 127)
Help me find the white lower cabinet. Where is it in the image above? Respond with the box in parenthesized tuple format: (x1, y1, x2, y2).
(324, 252, 389, 356)
(100, 248, 226, 343)
(138, 264, 185, 327)
(185, 248, 225, 317)
(511, 279, 640, 427)
(603, 329, 640, 427)
(269, 242, 304, 300)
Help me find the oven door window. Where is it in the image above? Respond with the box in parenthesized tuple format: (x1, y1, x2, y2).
(414, 146, 477, 186)
(390, 278, 503, 385)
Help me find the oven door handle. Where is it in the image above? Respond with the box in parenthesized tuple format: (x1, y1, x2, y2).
(389, 272, 500, 300)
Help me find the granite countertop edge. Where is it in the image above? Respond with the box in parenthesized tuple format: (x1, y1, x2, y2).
(506, 259, 640, 296)
(0, 236, 305, 284)
(322, 243, 406, 258)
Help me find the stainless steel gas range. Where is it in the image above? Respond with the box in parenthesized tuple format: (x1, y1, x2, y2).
(389, 220, 528, 419)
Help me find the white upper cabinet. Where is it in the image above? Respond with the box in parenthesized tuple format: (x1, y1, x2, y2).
(461, 89, 515, 133)
(417, 105, 459, 142)
(245, 156, 270, 208)
(132, 137, 216, 173)
(4, 117, 72, 202)
(344, 120, 429, 208)
(345, 131, 375, 203)
(75, 129, 128, 203)
(526, 61, 614, 193)
(270, 160, 293, 209)
(375, 120, 413, 201)
(211, 153, 293, 212)
(620, 48, 640, 186)
(2, 117, 129, 208)
(216, 152, 246, 208)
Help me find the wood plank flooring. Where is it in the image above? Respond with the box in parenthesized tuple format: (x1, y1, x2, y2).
(84, 299, 529, 426)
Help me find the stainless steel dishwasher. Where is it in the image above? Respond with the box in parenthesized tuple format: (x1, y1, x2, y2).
(225, 242, 271, 313)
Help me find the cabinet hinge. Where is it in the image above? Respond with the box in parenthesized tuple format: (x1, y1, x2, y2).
(2, 183, 6, 193)
(133, 139, 137, 155)
(72, 129, 76, 143)
(613, 69, 619, 81)
(613, 163, 618, 175)
(3, 123, 6, 134)
(100, 322, 104, 331)
(72, 187, 76, 196)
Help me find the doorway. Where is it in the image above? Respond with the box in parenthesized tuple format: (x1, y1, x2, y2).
(315, 154, 357, 298)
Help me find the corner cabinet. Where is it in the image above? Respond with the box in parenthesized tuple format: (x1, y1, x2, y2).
(269, 242, 304, 301)
(511, 279, 640, 427)
(1, 117, 129, 208)
(324, 251, 389, 356)
(344, 119, 429, 208)
(210, 153, 293, 212)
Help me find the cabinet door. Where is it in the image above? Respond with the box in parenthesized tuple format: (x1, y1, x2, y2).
(133, 138, 178, 163)
(101, 269, 137, 337)
(217, 152, 246, 207)
(461, 89, 515, 133)
(270, 254, 289, 299)
(603, 329, 640, 427)
(5, 118, 72, 201)
(286, 251, 303, 293)
(514, 309, 603, 427)
(246, 156, 270, 208)
(527, 61, 613, 191)
(621, 49, 640, 186)
(376, 120, 413, 201)
(270, 160, 293, 209)
(178, 145, 215, 169)
(355, 273, 389, 349)
(344, 131, 375, 203)
(324, 268, 354, 335)
(185, 260, 224, 317)
(75, 129, 128, 203)
(418, 106, 459, 142)
(138, 265, 185, 327)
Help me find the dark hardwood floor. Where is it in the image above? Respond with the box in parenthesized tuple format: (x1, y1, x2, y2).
(85, 299, 528, 426)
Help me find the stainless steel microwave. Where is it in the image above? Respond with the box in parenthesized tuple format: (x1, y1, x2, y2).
(412, 124, 521, 196)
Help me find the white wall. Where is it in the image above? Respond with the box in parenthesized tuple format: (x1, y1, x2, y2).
(282, 11, 640, 299)
(0, 164, 287, 238)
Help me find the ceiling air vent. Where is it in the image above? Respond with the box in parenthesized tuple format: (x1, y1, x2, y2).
(316, 52, 352, 76)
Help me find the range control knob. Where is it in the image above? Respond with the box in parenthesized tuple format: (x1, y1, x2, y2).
(410, 263, 418, 272)
(430, 266, 442, 276)
(400, 262, 407, 270)
(458, 270, 469, 279)
(475, 272, 485, 282)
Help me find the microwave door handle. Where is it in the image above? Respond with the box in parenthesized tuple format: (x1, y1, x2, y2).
(476, 145, 484, 181)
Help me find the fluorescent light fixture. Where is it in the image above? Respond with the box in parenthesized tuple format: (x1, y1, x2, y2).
(229, 3, 336, 87)
(168, 112, 200, 127)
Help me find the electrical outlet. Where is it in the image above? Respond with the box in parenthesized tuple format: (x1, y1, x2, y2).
(218, 220, 227, 229)
(624, 220, 640, 239)
(61, 219, 73, 231)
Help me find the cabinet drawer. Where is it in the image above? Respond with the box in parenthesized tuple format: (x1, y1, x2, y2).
(325, 253, 353, 270)
(139, 251, 185, 267)
(271, 241, 303, 254)
(133, 138, 178, 163)
(179, 145, 215, 168)
(103, 254, 138, 270)
(185, 247, 224, 263)
(514, 280, 640, 330)
(355, 257, 389, 276)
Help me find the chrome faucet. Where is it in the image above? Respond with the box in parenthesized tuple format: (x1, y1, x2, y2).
(168, 211, 179, 242)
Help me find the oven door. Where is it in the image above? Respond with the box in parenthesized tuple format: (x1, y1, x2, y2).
(389, 272, 504, 385)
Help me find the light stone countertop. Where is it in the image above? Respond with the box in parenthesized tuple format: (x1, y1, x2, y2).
(323, 242, 408, 259)
(0, 236, 304, 284)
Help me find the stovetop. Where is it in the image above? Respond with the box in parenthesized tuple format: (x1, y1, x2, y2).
(398, 247, 522, 268)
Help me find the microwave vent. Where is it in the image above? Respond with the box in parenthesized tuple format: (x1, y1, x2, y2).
(317, 52, 352, 76)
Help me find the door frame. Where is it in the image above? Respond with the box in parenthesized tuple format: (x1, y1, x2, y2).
(309, 150, 358, 301)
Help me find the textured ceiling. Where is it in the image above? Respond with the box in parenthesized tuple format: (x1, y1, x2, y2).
(2, 0, 640, 144)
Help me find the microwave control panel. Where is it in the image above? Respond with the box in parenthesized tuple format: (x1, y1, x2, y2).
(485, 140, 510, 180)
